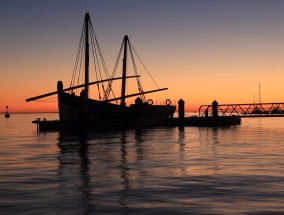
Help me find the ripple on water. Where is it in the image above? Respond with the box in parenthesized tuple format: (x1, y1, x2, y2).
(0, 115, 284, 214)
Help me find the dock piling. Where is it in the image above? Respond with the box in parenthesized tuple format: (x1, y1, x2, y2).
(212, 100, 218, 117)
(178, 99, 185, 119)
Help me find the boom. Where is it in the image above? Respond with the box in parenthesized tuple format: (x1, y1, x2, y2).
(26, 75, 140, 102)
(106, 88, 168, 102)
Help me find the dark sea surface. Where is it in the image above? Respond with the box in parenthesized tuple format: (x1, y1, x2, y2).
(0, 113, 283, 215)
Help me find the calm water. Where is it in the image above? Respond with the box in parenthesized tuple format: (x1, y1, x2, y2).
(0, 113, 283, 215)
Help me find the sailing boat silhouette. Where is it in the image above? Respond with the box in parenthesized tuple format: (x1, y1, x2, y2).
(26, 13, 176, 128)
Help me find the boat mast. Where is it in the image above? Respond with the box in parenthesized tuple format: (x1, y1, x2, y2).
(84, 13, 90, 98)
(121, 35, 128, 106)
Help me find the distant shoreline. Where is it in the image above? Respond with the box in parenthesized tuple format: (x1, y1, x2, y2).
(1, 112, 58, 114)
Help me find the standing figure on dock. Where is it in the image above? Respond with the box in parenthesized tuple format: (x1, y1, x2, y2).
(5, 106, 10, 118)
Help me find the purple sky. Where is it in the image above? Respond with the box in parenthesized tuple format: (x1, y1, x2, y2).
(1, 0, 284, 111)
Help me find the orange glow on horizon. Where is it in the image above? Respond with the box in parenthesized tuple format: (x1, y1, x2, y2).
(2, 2, 284, 113)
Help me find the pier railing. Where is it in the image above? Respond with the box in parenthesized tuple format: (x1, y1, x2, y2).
(129, 99, 176, 106)
(199, 102, 284, 117)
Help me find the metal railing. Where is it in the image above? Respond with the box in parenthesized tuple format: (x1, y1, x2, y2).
(199, 102, 284, 117)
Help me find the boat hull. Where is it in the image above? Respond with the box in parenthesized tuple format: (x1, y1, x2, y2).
(58, 92, 176, 128)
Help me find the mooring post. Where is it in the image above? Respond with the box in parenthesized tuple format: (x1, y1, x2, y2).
(212, 100, 218, 117)
(57, 81, 63, 122)
(178, 99, 185, 119)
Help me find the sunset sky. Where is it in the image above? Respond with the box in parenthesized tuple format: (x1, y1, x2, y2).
(1, 0, 284, 113)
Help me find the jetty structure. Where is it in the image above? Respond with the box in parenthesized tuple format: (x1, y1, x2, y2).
(26, 13, 241, 131)
(32, 99, 241, 131)
(165, 100, 241, 127)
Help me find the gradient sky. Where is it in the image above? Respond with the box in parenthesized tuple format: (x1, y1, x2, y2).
(1, 0, 284, 112)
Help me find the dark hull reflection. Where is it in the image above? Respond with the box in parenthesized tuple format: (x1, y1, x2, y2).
(55, 125, 284, 214)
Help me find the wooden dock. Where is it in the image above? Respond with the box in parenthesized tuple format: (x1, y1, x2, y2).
(32, 116, 241, 131)
(32, 118, 60, 131)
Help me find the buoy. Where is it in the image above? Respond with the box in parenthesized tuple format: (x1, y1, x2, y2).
(4, 106, 10, 118)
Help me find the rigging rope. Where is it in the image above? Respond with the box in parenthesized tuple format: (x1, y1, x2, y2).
(128, 41, 146, 102)
(103, 36, 161, 103)
(69, 14, 112, 100)
(103, 41, 124, 101)
(68, 15, 161, 104)
(129, 41, 160, 89)
(89, 20, 113, 100)
(69, 22, 85, 92)
(90, 27, 102, 100)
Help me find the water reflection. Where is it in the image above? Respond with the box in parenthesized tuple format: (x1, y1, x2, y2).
(134, 129, 144, 161)
(2, 114, 284, 214)
(57, 129, 145, 214)
(78, 136, 94, 214)
(55, 125, 284, 214)
(119, 130, 129, 211)
(57, 132, 94, 214)
(178, 127, 186, 174)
